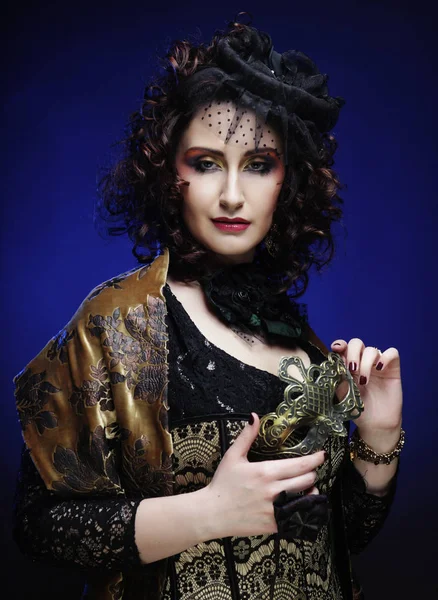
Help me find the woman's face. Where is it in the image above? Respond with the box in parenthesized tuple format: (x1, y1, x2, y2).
(174, 102, 285, 264)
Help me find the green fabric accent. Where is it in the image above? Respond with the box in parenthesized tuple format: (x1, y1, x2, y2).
(263, 318, 302, 339)
(249, 314, 262, 327)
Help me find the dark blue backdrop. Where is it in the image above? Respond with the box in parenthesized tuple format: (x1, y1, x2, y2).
(3, 1, 436, 598)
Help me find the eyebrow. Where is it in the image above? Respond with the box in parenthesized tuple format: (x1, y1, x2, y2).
(184, 146, 281, 157)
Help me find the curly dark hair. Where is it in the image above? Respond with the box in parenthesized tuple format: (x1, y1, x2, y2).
(97, 19, 345, 297)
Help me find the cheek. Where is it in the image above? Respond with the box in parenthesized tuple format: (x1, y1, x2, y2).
(179, 179, 216, 223)
(245, 176, 283, 208)
(261, 181, 283, 225)
(179, 172, 222, 208)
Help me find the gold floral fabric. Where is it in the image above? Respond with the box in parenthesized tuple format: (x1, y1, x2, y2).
(14, 252, 174, 600)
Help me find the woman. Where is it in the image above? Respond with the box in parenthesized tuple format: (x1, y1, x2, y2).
(13, 18, 403, 600)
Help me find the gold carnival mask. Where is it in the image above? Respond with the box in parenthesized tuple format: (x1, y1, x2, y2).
(250, 352, 363, 459)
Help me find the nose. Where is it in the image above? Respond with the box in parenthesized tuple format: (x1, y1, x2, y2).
(219, 169, 244, 211)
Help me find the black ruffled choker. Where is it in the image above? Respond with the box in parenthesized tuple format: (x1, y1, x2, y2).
(200, 263, 308, 342)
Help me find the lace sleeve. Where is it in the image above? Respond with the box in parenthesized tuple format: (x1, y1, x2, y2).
(341, 457, 399, 555)
(13, 444, 143, 571)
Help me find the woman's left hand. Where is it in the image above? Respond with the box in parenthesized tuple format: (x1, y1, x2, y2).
(330, 338, 403, 436)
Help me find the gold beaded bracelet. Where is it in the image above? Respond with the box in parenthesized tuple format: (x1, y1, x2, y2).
(349, 428, 405, 465)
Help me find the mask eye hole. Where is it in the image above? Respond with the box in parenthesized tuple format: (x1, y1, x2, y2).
(311, 368, 320, 382)
(334, 374, 350, 404)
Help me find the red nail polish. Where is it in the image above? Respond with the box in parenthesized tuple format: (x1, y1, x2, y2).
(359, 376, 367, 385)
(376, 362, 383, 371)
(349, 361, 357, 372)
(248, 413, 254, 425)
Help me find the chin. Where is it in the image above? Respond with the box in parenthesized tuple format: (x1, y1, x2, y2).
(208, 246, 256, 264)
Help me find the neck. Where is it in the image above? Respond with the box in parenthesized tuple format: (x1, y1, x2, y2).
(211, 249, 255, 266)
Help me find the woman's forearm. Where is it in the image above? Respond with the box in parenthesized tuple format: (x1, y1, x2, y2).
(352, 426, 401, 496)
(135, 486, 219, 563)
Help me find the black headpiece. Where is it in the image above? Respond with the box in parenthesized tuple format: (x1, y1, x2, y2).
(177, 24, 345, 164)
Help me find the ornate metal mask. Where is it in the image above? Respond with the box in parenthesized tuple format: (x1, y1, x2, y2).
(250, 352, 363, 459)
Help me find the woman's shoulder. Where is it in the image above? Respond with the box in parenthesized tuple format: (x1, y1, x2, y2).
(15, 252, 170, 378)
(303, 323, 330, 358)
(69, 251, 170, 328)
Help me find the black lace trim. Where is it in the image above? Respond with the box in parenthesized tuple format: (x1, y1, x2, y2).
(13, 445, 143, 571)
(341, 457, 399, 554)
(163, 284, 323, 426)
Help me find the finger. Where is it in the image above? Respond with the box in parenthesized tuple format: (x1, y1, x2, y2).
(229, 413, 261, 459)
(357, 346, 381, 386)
(373, 347, 400, 373)
(345, 338, 365, 375)
(330, 339, 348, 369)
(268, 451, 326, 481)
(305, 486, 320, 495)
(273, 471, 319, 495)
(331, 339, 347, 354)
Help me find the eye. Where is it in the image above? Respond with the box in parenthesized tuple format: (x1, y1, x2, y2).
(246, 161, 273, 175)
(193, 159, 219, 173)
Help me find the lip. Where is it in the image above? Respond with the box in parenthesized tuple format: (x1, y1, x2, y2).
(212, 217, 250, 224)
(211, 220, 250, 232)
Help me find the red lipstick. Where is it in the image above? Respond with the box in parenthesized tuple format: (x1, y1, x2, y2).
(211, 217, 250, 232)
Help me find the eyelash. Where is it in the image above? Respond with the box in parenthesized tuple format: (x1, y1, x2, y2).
(193, 159, 273, 176)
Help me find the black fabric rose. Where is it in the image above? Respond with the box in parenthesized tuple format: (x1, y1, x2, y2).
(273, 491, 330, 542)
(267, 46, 330, 94)
(201, 264, 307, 341)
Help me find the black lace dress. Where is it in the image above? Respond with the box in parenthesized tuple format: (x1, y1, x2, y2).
(13, 284, 396, 599)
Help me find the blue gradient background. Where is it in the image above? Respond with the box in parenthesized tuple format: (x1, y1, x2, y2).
(3, 1, 436, 598)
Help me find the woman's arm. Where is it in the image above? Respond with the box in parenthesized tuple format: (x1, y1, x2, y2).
(351, 425, 401, 496)
(330, 339, 403, 486)
(136, 414, 325, 562)
(327, 336, 403, 553)
(15, 417, 326, 568)
(339, 425, 401, 553)
(13, 445, 143, 571)
(340, 452, 398, 555)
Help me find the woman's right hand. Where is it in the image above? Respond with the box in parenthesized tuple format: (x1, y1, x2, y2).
(204, 413, 325, 539)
